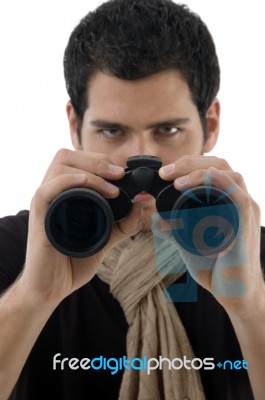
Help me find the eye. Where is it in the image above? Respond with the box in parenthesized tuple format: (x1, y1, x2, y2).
(158, 126, 180, 136)
(99, 128, 123, 138)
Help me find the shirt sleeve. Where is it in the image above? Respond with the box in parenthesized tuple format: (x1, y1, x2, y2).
(0, 210, 29, 294)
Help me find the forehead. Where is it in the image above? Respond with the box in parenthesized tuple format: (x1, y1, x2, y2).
(85, 70, 195, 119)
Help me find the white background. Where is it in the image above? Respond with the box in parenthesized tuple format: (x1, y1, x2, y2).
(0, 0, 264, 224)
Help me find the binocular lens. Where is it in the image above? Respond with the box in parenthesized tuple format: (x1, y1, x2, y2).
(170, 186, 239, 256)
(45, 189, 113, 257)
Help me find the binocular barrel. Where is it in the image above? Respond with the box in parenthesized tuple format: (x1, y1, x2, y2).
(45, 185, 239, 258)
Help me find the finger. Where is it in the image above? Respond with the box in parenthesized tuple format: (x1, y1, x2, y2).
(171, 166, 251, 221)
(173, 168, 248, 193)
(43, 149, 124, 183)
(32, 173, 119, 218)
(204, 167, 254, 221)
(159, 155, 232, 180)
(42, 164, 120, 198)
(106, 203, 143, 250)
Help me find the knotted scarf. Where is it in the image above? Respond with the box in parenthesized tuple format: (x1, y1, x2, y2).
(97, 232, 205, 400)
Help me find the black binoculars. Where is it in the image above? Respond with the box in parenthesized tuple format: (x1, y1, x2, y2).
(45, 155, 239, 258)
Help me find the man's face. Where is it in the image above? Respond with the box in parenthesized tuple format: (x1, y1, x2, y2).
(69, 69, 219, 230)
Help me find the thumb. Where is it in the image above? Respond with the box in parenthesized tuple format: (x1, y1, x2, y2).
(105, 202, 143, 251)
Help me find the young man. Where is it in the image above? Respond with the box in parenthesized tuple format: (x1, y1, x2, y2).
(0, 0, 264, 399)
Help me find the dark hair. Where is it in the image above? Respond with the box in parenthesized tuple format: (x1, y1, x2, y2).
(64, 0, 220, 136)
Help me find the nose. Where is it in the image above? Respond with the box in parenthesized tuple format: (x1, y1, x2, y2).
(125, 134, 159, 159)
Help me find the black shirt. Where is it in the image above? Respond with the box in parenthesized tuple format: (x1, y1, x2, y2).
(1, 210, 264, 400)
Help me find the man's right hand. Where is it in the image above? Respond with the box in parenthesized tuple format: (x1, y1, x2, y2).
(20, 148, 143, 306)
(0, 148, 143, 400)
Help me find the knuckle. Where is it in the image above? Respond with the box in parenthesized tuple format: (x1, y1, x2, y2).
(251, 198, 261, 216)
(34, 186, 43, 201)
(52, 164, 66, 178)
(233, 172, 244, 185)
(208, 155, 218, 160)
(218, 158, 230, 170)
(55, 148, 71, 164)
(31, 186, 46, 210)
(241, 194, 252, 209)
(92, 158, 109, 176)
(178, 155, 191, 170)
(93, 158, 104, 172)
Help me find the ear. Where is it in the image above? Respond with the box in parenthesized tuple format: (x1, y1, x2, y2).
(66, 101, 82, 150)
(202, 98, 220, 153)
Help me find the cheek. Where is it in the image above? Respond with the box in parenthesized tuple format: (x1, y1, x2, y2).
(164, 134, 204, 160)
(80, 132, 103, 152)
(184, 129, 205, 154)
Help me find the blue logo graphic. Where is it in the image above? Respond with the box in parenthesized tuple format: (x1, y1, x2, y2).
(151, 175, 247, 301)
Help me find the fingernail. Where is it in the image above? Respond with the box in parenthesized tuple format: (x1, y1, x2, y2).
(174, 175, 190, 187)
(105, 181, 119, 193)
(160, 163, 176, 175)
(108, 164, 124, 174)
(74, 173, 87, 183)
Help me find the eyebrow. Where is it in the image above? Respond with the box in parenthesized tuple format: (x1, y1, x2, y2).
(89, 118, 191, 130)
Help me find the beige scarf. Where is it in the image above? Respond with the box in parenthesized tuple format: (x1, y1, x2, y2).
(97, 232, 205, 400)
